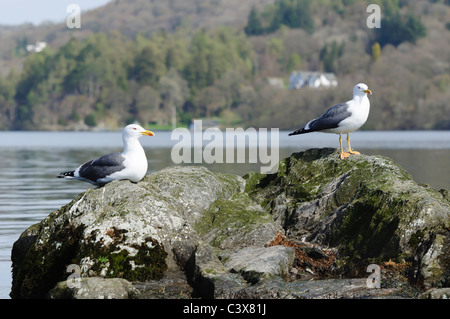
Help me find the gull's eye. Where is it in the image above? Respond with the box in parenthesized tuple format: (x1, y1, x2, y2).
(133, 127, 137, 130)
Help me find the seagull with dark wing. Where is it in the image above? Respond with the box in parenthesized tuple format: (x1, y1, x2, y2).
(58, 124, 155, 186)
(289, 83, 372, 159)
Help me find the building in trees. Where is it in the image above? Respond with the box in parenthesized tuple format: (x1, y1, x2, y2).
(288, 71, 337, 89)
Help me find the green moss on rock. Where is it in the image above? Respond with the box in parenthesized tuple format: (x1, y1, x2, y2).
(84, 237, 168, 281)
(10, 222, 85, 299)
(195, 192, 277, 249)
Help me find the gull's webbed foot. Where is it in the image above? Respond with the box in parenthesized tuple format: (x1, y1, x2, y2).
(340, 152, 350, 159)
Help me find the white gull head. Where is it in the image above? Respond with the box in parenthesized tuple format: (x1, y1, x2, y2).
(353, 83, 372, 98)
(123, 124, 155, 141)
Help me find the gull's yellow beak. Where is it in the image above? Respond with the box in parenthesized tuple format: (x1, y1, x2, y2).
(364, 89, 372, 95)
(141, 130, 155, 136)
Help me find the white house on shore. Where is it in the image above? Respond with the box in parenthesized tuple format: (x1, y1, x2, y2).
(26, 41, 47, 53)
(289, 71, 338, 89)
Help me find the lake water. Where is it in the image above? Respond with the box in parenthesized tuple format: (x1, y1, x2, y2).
(0, 130, 449, 298)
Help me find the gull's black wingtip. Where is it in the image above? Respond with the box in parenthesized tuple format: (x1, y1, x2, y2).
(289, 128, 308, 136)
(57, 171, 75, 178)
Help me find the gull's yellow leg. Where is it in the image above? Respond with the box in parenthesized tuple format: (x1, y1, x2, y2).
(340, 134, 350, 159)
(347, 133, 360, 155)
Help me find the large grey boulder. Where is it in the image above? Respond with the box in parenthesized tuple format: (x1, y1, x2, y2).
(223, 246, 295, 280)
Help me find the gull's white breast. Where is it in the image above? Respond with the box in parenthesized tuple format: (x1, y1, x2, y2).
(337, 98, 370, 134)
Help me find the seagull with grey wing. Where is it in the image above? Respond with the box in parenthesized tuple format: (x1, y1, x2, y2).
(58, 124, 155, 186)
(289, 83, 372, 159)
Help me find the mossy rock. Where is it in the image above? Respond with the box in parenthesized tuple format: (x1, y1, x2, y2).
(194, 192, 278, 249)
(245, 148, 450, 287)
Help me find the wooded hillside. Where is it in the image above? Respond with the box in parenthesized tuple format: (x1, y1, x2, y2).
(0, 0, 449, 131)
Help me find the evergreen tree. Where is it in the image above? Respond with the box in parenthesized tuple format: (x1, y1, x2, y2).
(266, 0, 314, 34)
(319, 41, 344, 72)
(296, 0, 314, 33)
(183, 30, 210, 90)
(375, 12, 426, 47)
(244, 7, 264, 35)
(131, 44, 167, 87)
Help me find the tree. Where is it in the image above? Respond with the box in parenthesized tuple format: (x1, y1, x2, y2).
(287, 53, 302, 71)
(268, 38, 285, 65)
(194, 86, 226, 118)
(183, 28, 254, 91)
(84, 113, 97, 127)
(295, 0, 314, 33)
(375, 12, 426, 47)
(183, 30, 210, 90)
(245, 7, 264, 35)
(260, 0, 314, 34)
(371, 42, 381, 61)
(64, 50, 103, 97)
(134, 85, 161, 125)
(13, 49, 53, 129)
(0, 72, 17, 129)
(131, 44, 166, 87)
(319, 41, 345, 72)
(62, 34, 129, 98)
(215, 69, 246, 109)
(159, 69, 189, 129)
(15, 50, 50, 104)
